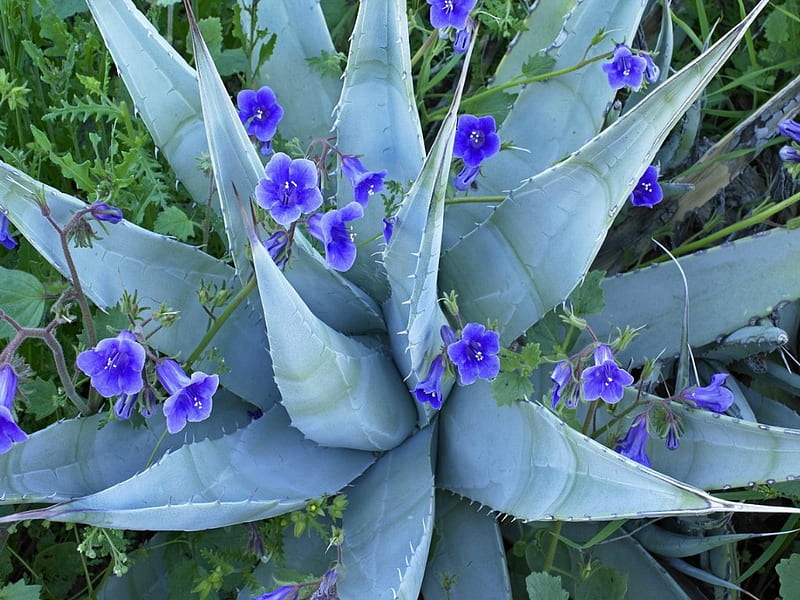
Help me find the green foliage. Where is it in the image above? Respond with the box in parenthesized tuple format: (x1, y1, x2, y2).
(777, 553, 800, 600)
(526, 572, 569, 600)
(0, 581, 42, 600)
(0, 267, 44, 338)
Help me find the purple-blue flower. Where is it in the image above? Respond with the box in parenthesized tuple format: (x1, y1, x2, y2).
(156, 359, 218, 434)
(341, 156, 387, 207)
(550, 361, 572, 409)
(413, 355, 446, 409)
(307, 201, 363, 272)
(114, 393, 138, 420)
(665, 424, 680, 450)
(77, 330, 146, 398)
(630, 165, 663, 208)
(778, 119, 800, 143)
(641, 52, 660, 83)
(382, 216, 396, 244)
(0, 365, 27, 454)
(453, 114, 501, 168)
(453, 22, 471, 54)
(602, 44, 647, 90)
(614, 415, 651, 468)
(310, 569, 338, 600)
(426, 0, 476, 30)
(440, 325, 457, 346)
(264, 230, 290, 268)
(581, 345, 634, 404)
(780, 146, 800, 163)
(255, 152, 323, 227)
(453, 165, 480, 191)
(679, 373, 734, 413)
(90, 201, 123, 224)
(447, 322, 500, 386)
(0, 214, 17, 250)
(251, 585, 299, 600)
(237, 86, 284, 142)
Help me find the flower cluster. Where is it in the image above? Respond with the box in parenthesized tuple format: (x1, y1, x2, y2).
(602, 44, 659, 90)
(426, 0, 476, 54)
(452, 114, 501, 190)
(412, 323, 500, 410)
(237, 86, 284, 155)
(778, 118, 800, 168)
(0, 365, 28, 454)
(76, 330, 218, 434)
(630, 165, 663, 208)
(550, 344, 634, 410)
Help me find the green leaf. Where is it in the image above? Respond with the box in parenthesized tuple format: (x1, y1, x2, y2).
(521, 53, 557, 77)
(153, 206, 196, 241)
(575, 566, 627, 600)
(442, 0, 771, 344)
(570, 270, 606, 316)
(18, 378, 60, 420)
(0, 266, 45, 339)
(777, 554, 800, 600)
(339, 425, 435, 600)
(196, 17, 222, 56)
(491, 372, 534, 407)
(526, 572, 569, 600)
(0, 581, 42, 600)
(421, 492, 512, 600)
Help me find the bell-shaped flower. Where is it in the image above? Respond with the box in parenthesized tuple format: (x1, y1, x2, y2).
(114, 393, 138, 420)
(413, 355, 446, 410)
(382, 216, 396, 244)
(76, 330, 146, 398)
(0, 365, 27, 453)
(614, 415, 652, 468)
(581, 344, 634, 404)
(453, 114, 501, 167)
(341, 156, 387, 207)
(251, 585, 299, 600)
(630, 165, 663, 208)
(453, 165, 480, 191)
(780, 146, 800, 163)
(641, 52, 660, 83)
(310, 568, 338, 600)
(602, 44, 647, 90)
(255, 152, 323, 227)
(0, 214, 17, 250)
(264, 230, 290, 269)
(778, 119, 800, 143)
(156, 359, 218, 434)
(237, 86, 284, 142)
(550, 361, 572, 409)
(307, 201, 363, 272)
(453, 21, 472, 54)
(447, 322, 500, 386)
(679, 373, 734, 413)
(426, 0, 476, 31)
(90, 201, 123, 224)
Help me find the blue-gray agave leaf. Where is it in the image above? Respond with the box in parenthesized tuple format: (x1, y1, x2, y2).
(437, 381, 789, 520)
(421, 491, 512, 600)
(699, 325, 789, 363)
(339, 425, 435, 599)
(445, 0, 646, 246)
(632, 522, 775, 558)
(0, 392, 253, 503)
(0, 161, 276, 406)
(441, 0, 769, 345)
(240, 0, 342, 145)
(587, 227, 800, 364)
(333, 0, 426, 299)
(0, 406, 375, 530)
(249, 222, 416, 451)
(85, 0, 211, 205)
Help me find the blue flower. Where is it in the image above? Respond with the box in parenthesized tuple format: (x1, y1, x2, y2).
(453, 165, 480, 191)
(641, 52, 660, 83)
(630, 165, 663, 208)
(310, 569, 338, 600)
(453, 21, 472, 54)
(426, 0, 476, 31)
(780, 146, 800, 163)
(382, 216, 396, 244)
(0, 214, 17, 250)
(341, 156, 387, 207)
(602, 44, 647, 90)
(90, 201, 123, 224)
(307, 201, 363, 272)
(665, 424, 680, 450)
(156, 359, 218, 434)
(778, 119, 800, 143)
(76, 330, 146, 398)
(614, 415, 651, 468)
(447, 323, 500, 386)
(237, 86, 284, 143)
(550, 361, 572, 409)
(679, 373, 734, 413)
(413, 355, 446, 410)
(440, 325, 457, 346)
(581, 345, 634, 404)
(264, 230, 290, 268)
(453, 114, 501, 168)
(255, 152, 323, 227)
(251, 585, 299, 600)
(114, 393, 138, 420)
(0, 365, 27, 454)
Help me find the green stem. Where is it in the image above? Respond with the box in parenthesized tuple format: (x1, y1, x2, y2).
(184, 276, 257, 370)
(445, 195, 506, 204)
(75, 527, 95, 598)
(145, 428, 169, 470)
(543, 521, 563, 572)
(581, 400, 598, 436)
(643, 190, 800, 267)
(411, 30, 437, 68)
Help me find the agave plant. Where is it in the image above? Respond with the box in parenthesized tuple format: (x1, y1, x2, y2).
(2, 0, 800, 597)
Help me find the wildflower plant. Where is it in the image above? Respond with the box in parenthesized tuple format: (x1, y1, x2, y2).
(2, 0, 800, 598)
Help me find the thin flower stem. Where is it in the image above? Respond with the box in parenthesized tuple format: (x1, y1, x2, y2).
(74, 527, 95, 598)
(543, 521, 563, 573)
(145, 428, 169, 470)
(411, 30, 438, 67)
(41, 330, 92, 414)
(184, 276, 257, 370)
(581, 400, 598, 436)
(444, 195, 506, 204)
